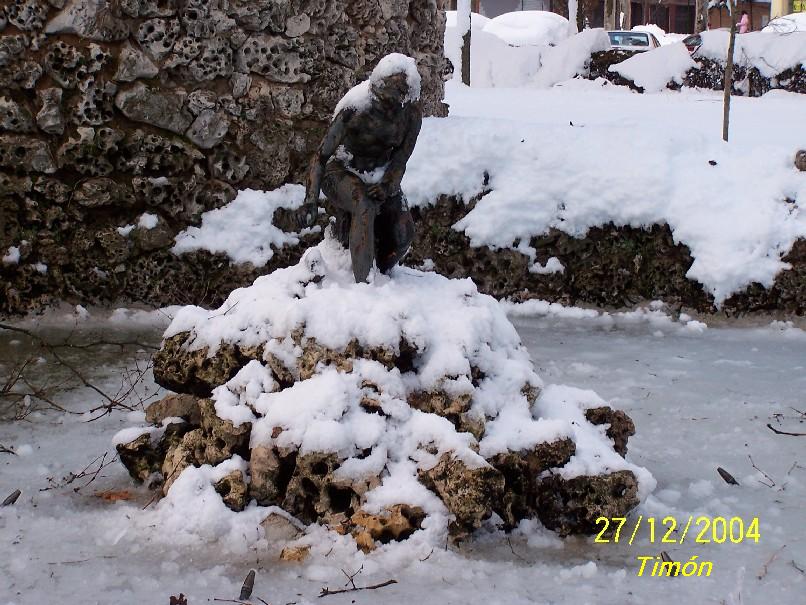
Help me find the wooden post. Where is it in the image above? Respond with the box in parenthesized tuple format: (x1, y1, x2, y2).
(722, 1, 737, 142)
(458, 0, 471, 86)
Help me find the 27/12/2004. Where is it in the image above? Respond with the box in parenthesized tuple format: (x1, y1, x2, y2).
(594, 516, 761, 545)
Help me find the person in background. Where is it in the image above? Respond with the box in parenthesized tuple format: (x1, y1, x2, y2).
(738, 10, 750, 33)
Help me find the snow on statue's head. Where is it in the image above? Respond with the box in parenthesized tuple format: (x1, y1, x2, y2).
(369, 53, 421, 106)
(332, 53, 421, 118)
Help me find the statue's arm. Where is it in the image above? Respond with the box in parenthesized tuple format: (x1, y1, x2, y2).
(303, 111, 349, 226)
(383, 106, 422, 195)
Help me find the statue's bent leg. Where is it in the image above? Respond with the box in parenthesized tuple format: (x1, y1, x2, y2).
(376, 192, 414, 274)
(321, 162, 377, 282)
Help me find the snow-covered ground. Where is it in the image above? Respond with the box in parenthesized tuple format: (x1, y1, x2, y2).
(1, 308, 804, 604)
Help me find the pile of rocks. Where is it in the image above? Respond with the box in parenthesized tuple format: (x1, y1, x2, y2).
(116, 241, 650, 551)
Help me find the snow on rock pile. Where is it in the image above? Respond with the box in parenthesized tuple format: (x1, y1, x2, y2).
(609, 43, 697, 93)
(695, 30, 806, 78)
(534, 29, 612, 88)
(115, 237, 653, 551)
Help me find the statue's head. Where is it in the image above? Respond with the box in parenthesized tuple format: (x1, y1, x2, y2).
(369, 53, 421, 108)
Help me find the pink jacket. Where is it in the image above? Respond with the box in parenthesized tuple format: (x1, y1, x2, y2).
(738, 14, 749, 34)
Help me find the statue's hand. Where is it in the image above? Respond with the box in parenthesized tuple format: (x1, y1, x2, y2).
(367, 183, 386, 201)
(298, 199, 318, 230)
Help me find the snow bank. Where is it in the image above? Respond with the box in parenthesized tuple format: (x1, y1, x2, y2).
(534, 29, 611, 88)
(445, 11, 573, 88)
(401, 87, 806, 304)
(696, 30, 806, 77)
(610, 43, 697, 92)
(445, 22, 544, 87)
(762, 12, 806, 34)
(483, 11, 570, 47)
(172, 185, 312, 266)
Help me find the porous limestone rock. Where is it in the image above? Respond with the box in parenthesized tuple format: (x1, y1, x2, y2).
(0, 96, 35, 132)
(114, 83, 193, 135)
(584, 406, 635, 456)
(35, 87, 64, 134)
(45, 0, 130, 41)
(419, 453, 506, 536)
(214, 470, 248, 511)
(114, 42, 159, 82)
(184, 109, 230, 149)
(0, 135, 56, 172)
(534, 470, 640, 536)
(145, 392, 201, 425)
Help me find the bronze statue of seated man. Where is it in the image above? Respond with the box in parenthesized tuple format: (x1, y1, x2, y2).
(302, 53, 423, 283)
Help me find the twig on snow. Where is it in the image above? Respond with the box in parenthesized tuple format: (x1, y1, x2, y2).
(40, 451, 118, 492)
(757, 545, 786, 580)
(318, 579, 397, 598)
(767, 424, 806, 437)
(748, 455, 775, 488)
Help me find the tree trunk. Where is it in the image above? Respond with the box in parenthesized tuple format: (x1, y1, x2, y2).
(695, 0, 709, 33)
(604, 0, 617, 30)
(722, 6, 737, 142)
(623, 0, 632, 29)
(458, 0, 471, 86)
(568, 0, 580, 34)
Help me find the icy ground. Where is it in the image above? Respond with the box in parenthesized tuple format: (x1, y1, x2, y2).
(1, 309, 804, 605)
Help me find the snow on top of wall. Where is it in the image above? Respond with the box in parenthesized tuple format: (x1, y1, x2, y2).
(696, 30, 806, 77)
(172, 185, 313, 266)
(400, 86, 806, 305)
(483, 10, 570, 47)
(534, 28, 611, 88)
(610, 43, 697, 92)
(762, 12, 806, 33)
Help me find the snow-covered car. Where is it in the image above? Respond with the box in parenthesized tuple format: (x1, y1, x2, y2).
(483, 10, 570, 47)
(682, 33, 702, 53)
(607, 30, 661, 52)
(762, 12, 806, 34)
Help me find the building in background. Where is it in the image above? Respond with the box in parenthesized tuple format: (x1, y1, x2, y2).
(771, 0, 805, 16)
(449, 0, 777, 33)
(709, 0, 772, 30)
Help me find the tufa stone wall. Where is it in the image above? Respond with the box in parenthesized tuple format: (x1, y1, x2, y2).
(0, 0, 448, 314)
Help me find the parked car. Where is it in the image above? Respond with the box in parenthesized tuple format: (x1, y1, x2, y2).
(607, 30, 661, 52)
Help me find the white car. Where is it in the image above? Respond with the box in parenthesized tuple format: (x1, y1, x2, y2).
(607, 30, 662, 52)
